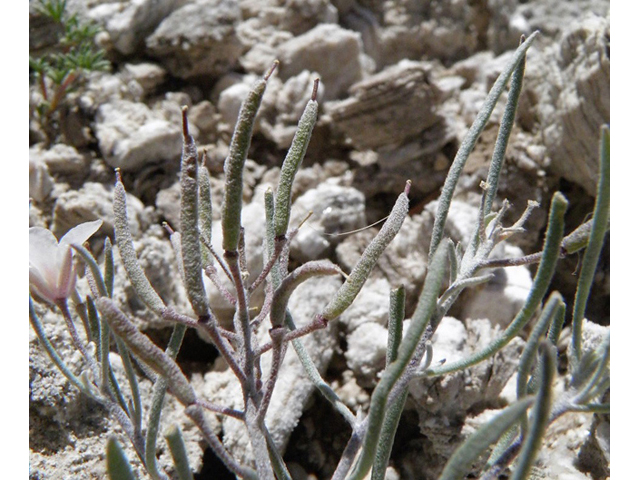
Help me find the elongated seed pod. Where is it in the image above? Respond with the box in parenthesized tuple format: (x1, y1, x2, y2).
(180, 108, 210, 318)
(322, 181, 411, 321)
(274, 80, 319, 237)
(198, 154, 213, 264)
(222, 62, 277, 252)
(561, 219, 607, 255)
(113, 171, 165, 314)
(96, 297, 196, 406)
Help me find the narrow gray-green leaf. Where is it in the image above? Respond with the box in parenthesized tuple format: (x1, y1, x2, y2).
(198, 155, 213, 264)
(571, 125, 610, 362)
(561, 219, 598, 255)
(106, 436, 138, 480)
(546, 299, 566, 347)
(439, 397, 534, 480)
(510, 342, 555, 480)
(104, 237, 114, 298)
(429, 32, 538, 261)
(517, 292, 563, 401)
(165, 424, 195, 480)
(483, 39, 527, 216)
(347, 241, 448, 480)
(371, 287, 408, 479)
(386, 286, 406, 366)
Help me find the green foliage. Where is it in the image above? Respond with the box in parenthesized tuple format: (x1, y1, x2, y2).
(30, 0, 110, 141)
(29, 30, 609, 480)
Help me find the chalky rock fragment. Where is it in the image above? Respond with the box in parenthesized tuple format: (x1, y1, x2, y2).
(146, 0, 243, 79)
(277, 23, 364, 100)
(95, 100, 182, 171)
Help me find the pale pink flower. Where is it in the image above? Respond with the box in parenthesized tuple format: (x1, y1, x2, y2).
(29, 220, 103, 304)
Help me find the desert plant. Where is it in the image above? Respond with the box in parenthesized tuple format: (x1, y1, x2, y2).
(29, 30, 609, 479)
(29, 0, 110, 142)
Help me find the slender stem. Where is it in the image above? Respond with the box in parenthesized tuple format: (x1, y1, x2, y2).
(346, 242, 448, 480)
(249, 236, 287, 293)
(257, 327, 287, 421)
(185, 405, 259, 480)
(204, 264, 236, 305)
(57, 299, 101, 383)
(332, 419, 369, 480)
(30, 297, 97, 399)
(145, 324, 187, 480)
(225, 252, 255, 387)
(196, 399, 245, 420)
(113, 334, 143, 433)
(510, 342, 555, 480)
(257, 315, 328, 356)
(200, 235, 234, 282)
(162, 308, 246, 383)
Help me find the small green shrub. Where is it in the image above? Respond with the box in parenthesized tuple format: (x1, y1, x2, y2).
(29, 32, 609, 480)
(29, 0, 110, 143)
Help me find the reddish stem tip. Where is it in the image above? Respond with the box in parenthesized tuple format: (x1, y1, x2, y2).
(162, 222, 175, 235)
(265, 60, 279, 81)
(404, 179, 412, 196)
(181, 106, 189, 138)
(115, 168, 122, 183)
(312, 78, 319, 101)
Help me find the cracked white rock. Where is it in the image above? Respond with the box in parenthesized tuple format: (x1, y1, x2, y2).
(95, 99, 182, 171)
(85, 0, 186, 56)
(146, 0, 243, 79)
(276, 23, 364, 100)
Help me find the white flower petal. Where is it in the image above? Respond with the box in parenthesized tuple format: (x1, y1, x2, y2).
(60, 219, 103, 247)
(56, 246, 75, 300)
(29, 265, 57, 304)
(29, 227, 62, 280)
